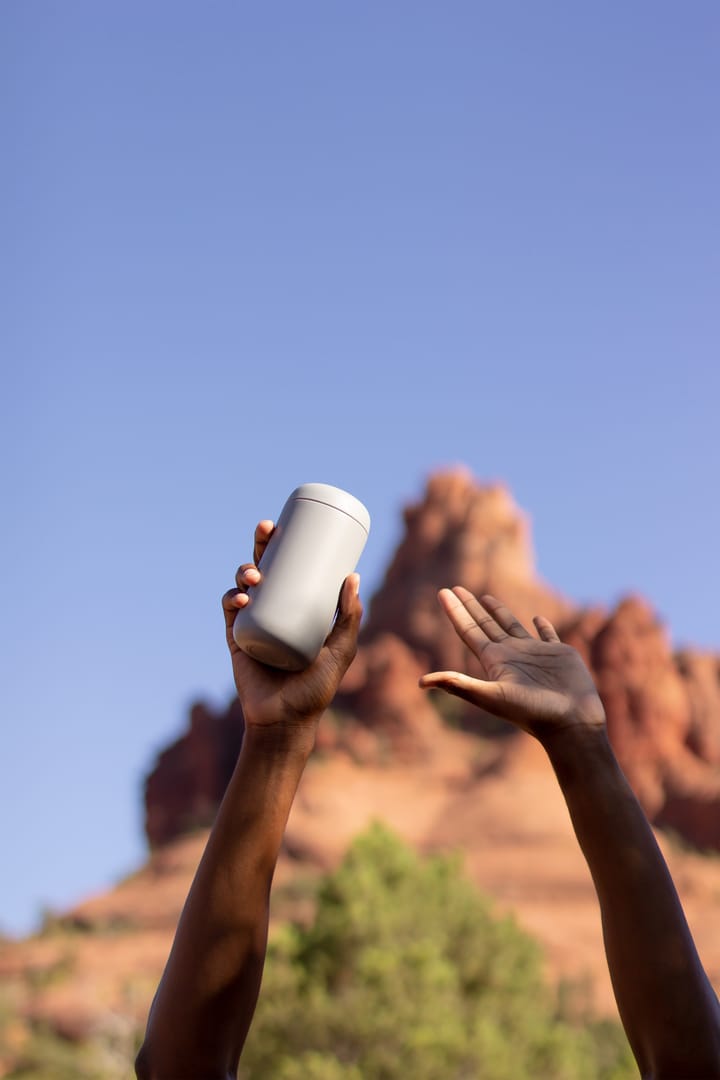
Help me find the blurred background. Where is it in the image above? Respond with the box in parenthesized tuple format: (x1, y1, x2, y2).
(2, 0, 718, 942)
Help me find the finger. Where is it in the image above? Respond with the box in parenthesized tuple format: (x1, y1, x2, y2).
(235, 562, 262, 589)
(476, 593, 531, 639)
(324, 574, 363, 674)
(419, 670, 505, 711)
(222, 587, 250, 612)
(436, 588, 493, 655)
(533, 615, 560, 643)
(221, 587, 250, 639)
(447, 587, 509, 645)
(254, 520, 275, 565)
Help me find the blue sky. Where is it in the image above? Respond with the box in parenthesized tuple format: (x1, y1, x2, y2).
(2, 2, 718, 935)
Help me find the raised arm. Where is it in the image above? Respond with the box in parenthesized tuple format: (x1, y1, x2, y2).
(420, 588, 720, 1080)
(135, 522, 362, 1080)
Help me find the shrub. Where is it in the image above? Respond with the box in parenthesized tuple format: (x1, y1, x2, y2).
(239, 824, 636, 1080)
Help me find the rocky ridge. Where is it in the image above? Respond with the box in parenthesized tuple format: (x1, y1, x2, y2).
(146, 468, 720, 850)
(2, 468, 720, 1072)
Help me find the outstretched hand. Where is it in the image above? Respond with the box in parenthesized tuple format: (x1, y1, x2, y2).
(419, 588, 605, 741)
(222, 520, 362, 731)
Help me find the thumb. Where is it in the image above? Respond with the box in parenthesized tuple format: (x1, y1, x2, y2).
(419, 671, 506, 713)
(324, 574, 363, 675)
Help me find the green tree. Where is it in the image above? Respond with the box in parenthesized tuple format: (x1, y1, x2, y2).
(239, 824, 636, 1080)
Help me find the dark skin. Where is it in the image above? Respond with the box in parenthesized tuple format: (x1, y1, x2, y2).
(136, 536, 720, 1080)
(420, 587, 720, 1080)
(135, 521, 362, 1080)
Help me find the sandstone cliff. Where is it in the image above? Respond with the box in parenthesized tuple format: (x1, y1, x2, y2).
(144, 468, 720, 851)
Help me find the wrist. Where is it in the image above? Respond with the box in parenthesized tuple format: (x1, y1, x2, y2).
(241, 716, 320, 763)
(539, 721, 616, 778)
(541, 725, 628, 815)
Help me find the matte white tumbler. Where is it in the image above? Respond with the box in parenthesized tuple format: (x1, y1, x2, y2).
(232, 483, 371, 670)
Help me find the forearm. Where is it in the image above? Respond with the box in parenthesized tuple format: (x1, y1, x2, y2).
(543, 725, 720, 1078)
(137, 722, 317, 1080)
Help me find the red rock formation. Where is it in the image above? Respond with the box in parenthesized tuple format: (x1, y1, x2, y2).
(654, 649, 720, 848)
(364, 469, 574, 672)
(561, 597, 720, 840)
(357, 468, 579, 738)
(675, 652, 720, 767)
(335, 633, 444, 762)
(143, 467, 720, 853)
(577, 596, 692, 816)
(144, 700, 244, 849)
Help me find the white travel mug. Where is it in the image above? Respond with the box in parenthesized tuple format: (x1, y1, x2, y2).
(232, 483, 371, 670)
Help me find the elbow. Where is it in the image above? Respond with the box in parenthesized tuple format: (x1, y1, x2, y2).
(644, 1043, 720, 1079)
(652, 1003, 720, 1078)
(646, 1038, 720, 1080)
(133, 1040, 178, 1080)
(134, 1041, 152, 1080)
(133, 1037, 234, 1080)
(134, 1042, 188, 1080)
(647, 1060, 720, 1080)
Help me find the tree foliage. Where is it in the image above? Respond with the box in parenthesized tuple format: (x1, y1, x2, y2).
(239, 824, 636, 1080)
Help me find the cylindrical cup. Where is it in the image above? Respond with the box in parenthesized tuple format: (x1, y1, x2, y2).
(232, 483, 371, 670)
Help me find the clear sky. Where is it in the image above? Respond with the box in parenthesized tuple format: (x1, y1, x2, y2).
(2, 2, 718, 936)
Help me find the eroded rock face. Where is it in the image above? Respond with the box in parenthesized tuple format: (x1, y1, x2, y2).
(144, 700, 244, 849)
(570, 597, 691, 816)
(364, 468, 574, 672)
(143, 468, 720, 852)
(675, 652, 720, 767)
(335, 633, 444, 762)
(357, 468, 578, 738)
(562, 597, 720, 837)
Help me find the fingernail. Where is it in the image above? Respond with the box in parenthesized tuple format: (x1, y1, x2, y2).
(235, 592, 250, 606)
(244, 567, 261, 583)
(353, 573, 360, 595)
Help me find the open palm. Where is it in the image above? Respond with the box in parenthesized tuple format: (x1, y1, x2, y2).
(420, 588, 605, 738)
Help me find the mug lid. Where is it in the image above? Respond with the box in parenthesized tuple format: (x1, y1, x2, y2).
(291, 483, 371, 534)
